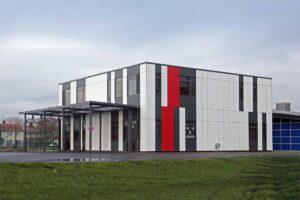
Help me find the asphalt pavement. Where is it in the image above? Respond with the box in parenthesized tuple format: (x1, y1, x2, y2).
(0, 151, 299, 163)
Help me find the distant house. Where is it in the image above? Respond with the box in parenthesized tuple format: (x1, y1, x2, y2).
(0, 121, 23, 149)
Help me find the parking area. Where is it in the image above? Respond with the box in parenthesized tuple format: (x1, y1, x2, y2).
(0, 151, 299, 163)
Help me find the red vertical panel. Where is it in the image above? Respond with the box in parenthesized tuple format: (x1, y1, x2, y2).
(167, 66, 180, 107)
(161, 107, 174, 151)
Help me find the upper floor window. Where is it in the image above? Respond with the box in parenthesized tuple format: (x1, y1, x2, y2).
(63, 89, 71, 105)
(180, 76, 196, 96)
(107, 79, 111, 102)
(128, 74, 139, 96)
(115, 77, 123, 98)
(77, 86, 85, 103)
(253, 84, 257, 105)
(239, 81, 244, 111)
(155, 73, 161, 94)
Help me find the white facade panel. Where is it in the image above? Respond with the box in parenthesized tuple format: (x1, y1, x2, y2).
(85, 114, 100, 151)
(140, 64, 156, 151)
(218, 122, 224, 150)
(179, 107, 186, 151)
(228, 78, 234, 111)
(146, 64, 156, 107)
(202, 121, 208, 150)
(70, 116, 74, 150)
(86, 73, 107, 102)
(59, 85, 63, 106)
(196, 109, 202, 150)
(257, 112, 263, 151)
(101, 112, 111, 151)
(80, 115, 84, 150)
(223, 77, 229, 111)
(85, 115, 90, 151)
(140, 64, 147, 151)
(161, 65, 168, 107)
(123, 68, 127, 104)
(118, 111, 123, 151)
(92, 113, 100, 151)
(207, 122, 218, 150)
(207, 73, 217, 110)
(60, 120, 63, 150)
(208, 110, 218, 122)
(70, 81, 77, 104)
(111, 72, 115, 103)
(267, 112, 273, 150)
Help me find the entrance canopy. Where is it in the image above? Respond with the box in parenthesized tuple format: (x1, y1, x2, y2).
(19, 101, 139, 117)
(20, 101, 139, 152)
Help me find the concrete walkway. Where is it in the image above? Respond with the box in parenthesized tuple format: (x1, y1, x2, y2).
(0, 151, 299, 163)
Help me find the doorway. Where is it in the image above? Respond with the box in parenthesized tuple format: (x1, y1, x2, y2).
(111, 111, 119, 152)
(249, 124, 258, 151)
(63, 117, 71, 151)
(123, 110, 139, 152)
(73, 116, 81, 151)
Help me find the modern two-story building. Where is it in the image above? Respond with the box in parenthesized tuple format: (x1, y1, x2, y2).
(21, 62, 273, 152)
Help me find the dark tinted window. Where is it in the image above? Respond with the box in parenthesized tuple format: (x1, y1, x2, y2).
(180, 76, 196, 96)
(239, 81, 244, 111)
(115, 78, 123, 98)
(128, 75, 139, 96)
(107, 79, 111, 102)
(77, 86, 85, 103)
(63, 89, 71, 105)
(156, 73, 161, 94)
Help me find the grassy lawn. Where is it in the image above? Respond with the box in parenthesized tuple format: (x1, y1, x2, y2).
(0, 156, 299, 200)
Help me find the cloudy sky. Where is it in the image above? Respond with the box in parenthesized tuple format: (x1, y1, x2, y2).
(0, 0, 300, 118)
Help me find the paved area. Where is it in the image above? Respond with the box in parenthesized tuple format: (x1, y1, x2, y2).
(0, 151, 299, 163)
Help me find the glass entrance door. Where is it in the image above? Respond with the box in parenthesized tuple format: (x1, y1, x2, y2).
(249, 125, 258, 151)
(63, 117, 70, 151)
(73, 116, 81, 151)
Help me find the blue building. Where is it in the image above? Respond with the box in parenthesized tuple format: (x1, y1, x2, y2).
(273, 105, 300, 151)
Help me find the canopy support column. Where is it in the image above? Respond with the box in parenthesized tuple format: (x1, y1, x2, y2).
(24, 114, 27, 151)
(127, 109, 132, 152)
(61, 108, 65, 151)
(99, 112, 102, 151)
(58, 117, 61, 151)
(89, 103, 92, 151)
(43, 112, 46, 152)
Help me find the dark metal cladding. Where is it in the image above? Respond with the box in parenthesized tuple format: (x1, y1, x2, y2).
(248, 77, 258, 151)
(155, 64, 162, 151)
(174, 108, 179, 151)
(239, 75, 244, 112)
(107, 72, 111, 103)
(111, 111, 119, 152)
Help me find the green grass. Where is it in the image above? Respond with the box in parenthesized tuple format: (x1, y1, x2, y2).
(0, 156, 299, 200)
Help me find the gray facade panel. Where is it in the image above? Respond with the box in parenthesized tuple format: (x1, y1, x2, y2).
(127, 65, 140, 106)
(115, 69, 123, 104)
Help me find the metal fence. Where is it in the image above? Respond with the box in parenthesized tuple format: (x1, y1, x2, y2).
(0, 117, 59, 152)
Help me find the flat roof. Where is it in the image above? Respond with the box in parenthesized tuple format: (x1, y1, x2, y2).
(58, 61, 272, 85)
(20, 101, 139, 117)
(273, 109, 300, 120)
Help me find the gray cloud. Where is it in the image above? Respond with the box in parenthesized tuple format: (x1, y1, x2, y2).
(0, 0, 300, 117)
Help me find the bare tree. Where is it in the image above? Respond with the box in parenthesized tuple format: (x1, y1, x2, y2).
(4, 116, 24, 125)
